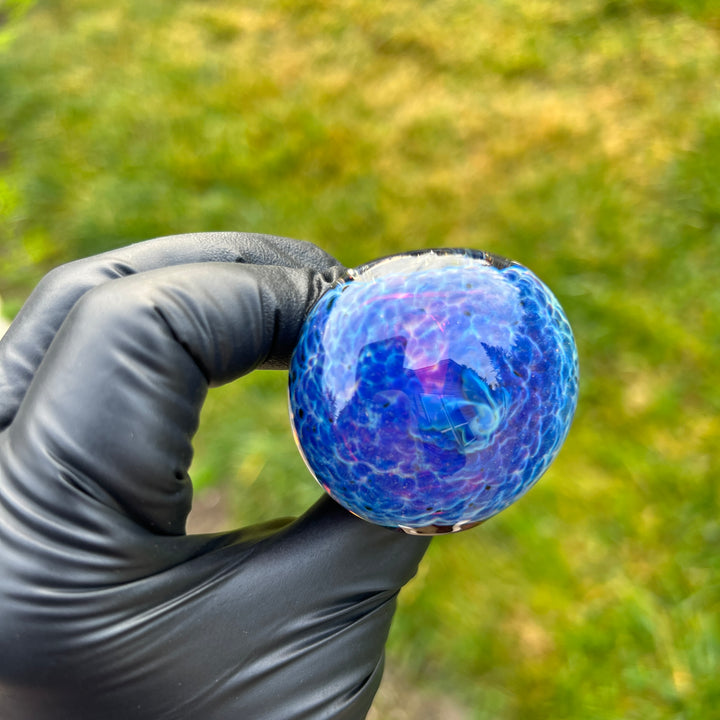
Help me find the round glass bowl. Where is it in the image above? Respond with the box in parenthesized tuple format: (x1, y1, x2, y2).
(289, 249, 579, 534)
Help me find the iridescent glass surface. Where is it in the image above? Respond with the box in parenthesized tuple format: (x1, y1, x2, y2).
(289, 249, 579, 534)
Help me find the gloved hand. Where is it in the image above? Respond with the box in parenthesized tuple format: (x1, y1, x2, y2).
(0, 233, 430, 720)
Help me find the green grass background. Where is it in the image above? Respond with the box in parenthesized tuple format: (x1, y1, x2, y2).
(1, 1, 719, 717)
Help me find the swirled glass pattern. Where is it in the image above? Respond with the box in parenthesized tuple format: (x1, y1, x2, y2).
(289, 249, 579, 534)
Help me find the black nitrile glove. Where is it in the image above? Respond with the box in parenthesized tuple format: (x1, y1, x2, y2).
(0, 233, 430, 720)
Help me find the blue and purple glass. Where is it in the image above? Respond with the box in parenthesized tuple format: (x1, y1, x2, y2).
(289, 249, 579, 534)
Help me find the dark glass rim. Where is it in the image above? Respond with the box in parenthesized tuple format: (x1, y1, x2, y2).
(348, 247, 515, 279)
(395, 518, 487, 535)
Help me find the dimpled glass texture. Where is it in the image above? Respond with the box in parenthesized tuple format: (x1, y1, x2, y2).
(289, 249, 579, 534)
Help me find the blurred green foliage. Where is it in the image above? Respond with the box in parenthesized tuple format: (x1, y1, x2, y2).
(1, 1, 719, 718)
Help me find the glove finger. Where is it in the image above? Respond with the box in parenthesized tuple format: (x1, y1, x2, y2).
(181, 497, 431, 717)
(6, 261, 341, 537)
(0, 497, 429, 719)
(116, 497, 430, 720)
(0, 232, 339, 430)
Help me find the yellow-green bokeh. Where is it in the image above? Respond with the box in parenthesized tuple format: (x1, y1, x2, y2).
(1, 2, 719, 717)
